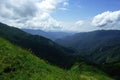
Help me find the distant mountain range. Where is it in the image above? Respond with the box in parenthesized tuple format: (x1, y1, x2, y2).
(22, 29, 74, 41)
(56, 30, 120, 51)
(56, 30, 120, 63)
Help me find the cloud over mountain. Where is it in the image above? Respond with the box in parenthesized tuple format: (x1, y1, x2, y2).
(92, 10, 120, 28)
(0, 0, 68, 31)
(0, 0, 120, 32)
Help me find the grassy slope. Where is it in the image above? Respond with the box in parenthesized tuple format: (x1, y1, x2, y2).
(0, 22, 74, 68)
(0, 37, 113, 80)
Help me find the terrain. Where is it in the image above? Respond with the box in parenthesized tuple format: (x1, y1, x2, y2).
(55, 30, 120, 63)
(56, 30, 120, 79)
(0, 22, 75, 68)
(0, 22, 120, 80)
(0, 36, 112, 80)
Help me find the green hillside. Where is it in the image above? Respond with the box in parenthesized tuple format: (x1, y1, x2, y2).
(0, 22, 74, 68)
(56, 30, 120, 79)
(0, 37, 113, 80)
(92, 45, 120, 79)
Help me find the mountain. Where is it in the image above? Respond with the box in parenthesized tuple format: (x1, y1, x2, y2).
(55, 30, 120, 79)
(56, 30, 120, 63)
(22, 29, 74, 41)
(56, 30, 120, 52)
(0, 22, 74, 68)
(0, 37, 113, 80)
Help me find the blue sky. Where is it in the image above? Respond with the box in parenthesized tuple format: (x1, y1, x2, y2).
(53, 0, 120, 21)
(0, 0, 120, 32)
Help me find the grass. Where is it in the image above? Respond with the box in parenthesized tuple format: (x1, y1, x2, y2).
(0, 37, 113, 80)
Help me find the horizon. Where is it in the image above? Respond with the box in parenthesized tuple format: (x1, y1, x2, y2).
(0, 0, 120, 32)
(22, 27, 120, 33)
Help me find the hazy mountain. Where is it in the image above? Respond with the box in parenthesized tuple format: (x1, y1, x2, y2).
(56, 30, 120, 52)
(56, 30, 120, 63)
(22, 29, 74, 41)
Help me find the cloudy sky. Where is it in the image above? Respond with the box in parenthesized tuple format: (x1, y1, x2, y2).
(0, 0, 120, 32)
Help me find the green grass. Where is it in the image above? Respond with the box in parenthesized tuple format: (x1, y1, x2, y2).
(0, 37, 113, 80)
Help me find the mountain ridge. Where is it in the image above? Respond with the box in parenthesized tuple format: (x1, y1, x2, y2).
(22, 29, 74, 41)
(56, 30, 120, 52)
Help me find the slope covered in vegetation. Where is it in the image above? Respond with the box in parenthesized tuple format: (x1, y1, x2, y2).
(0, 37, 113, 80)
(0, 22, 75, 68)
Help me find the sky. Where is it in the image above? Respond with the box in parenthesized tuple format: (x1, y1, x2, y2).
(0, 0, 120, 32)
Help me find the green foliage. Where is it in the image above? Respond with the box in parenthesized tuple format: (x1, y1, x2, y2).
(0, 37, 113, 80)
(0, 22, 74, 68)
(56, 30, 120, 79)
(87, 45, 120, 79)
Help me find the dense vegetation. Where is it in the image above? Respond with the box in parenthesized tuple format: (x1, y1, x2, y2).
(56, 30, 120, 79)
(92, 45, 120, 79)
(0, 37, 113, 80)
(0, 22, 75, 68)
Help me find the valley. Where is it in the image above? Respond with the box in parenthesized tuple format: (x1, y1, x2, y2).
(0, 22, 120, 80)
(0, 0, 120, 80)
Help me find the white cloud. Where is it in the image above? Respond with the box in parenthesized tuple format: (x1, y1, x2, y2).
(59, 20, 97, 32)
(71, 20, 97, 32)
(0, 0, 68, 31)
(25, 12, 63, 31)
(92, 10, 120, 28)
(75, 20, 85, 26)
(37, 0, 66, 12)
(1, 0, 120, 32)
(72, 10, 120, 32)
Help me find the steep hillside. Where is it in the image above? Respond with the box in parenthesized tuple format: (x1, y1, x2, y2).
(90, 44, 120, 64)
(0, 22, 74, 68)
(91, 45, 120, 79)
(0, 37, 113, 80)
